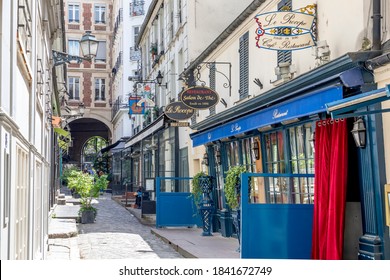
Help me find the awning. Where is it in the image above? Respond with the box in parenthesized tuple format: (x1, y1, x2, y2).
(100, 141, 121, 154)
(326, 85, 390, 118)
(54, 127, 71, 153)
(125, 116, 165, 148)
(98, 137, 130, 156)
(190, 85, 344, 147)
(111, 141, 126, 153)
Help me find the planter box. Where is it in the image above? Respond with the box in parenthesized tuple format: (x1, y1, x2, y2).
(81, 210, 95, 224)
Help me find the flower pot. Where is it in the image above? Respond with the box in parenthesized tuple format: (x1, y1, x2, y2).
(81, 209, 95, 224)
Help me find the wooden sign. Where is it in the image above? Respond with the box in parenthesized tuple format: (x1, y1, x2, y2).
(181, 86, 219, 110)
(164, 101, 194, 121)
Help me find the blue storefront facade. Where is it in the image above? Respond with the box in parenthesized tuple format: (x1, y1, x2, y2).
(189, 52, 390, 259)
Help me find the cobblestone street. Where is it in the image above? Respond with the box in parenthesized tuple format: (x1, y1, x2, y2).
(47, 193, 182, 259)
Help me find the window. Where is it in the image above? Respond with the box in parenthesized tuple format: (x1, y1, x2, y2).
(95, 78, 105, 101)
(95, 41, 106, 62)
(133, 26, 140, 47)
(259, 123, 315, 204)
(178, 147, 189, 192)
(68, 4, 80, 23)
(94, 4, 106, 24)
(68, 77, 80, 100)
(239, 32, 249, 99)
(131, 0, 144, 16)
(68, 40, 79, 56)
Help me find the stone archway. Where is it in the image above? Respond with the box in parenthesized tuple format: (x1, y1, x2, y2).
(63, 118, 111, 167)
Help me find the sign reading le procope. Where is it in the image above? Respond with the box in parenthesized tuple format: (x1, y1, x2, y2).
(181, 86, 219, 110)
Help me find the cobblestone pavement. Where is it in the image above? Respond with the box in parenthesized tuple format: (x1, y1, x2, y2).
(77, 193, 183, 259)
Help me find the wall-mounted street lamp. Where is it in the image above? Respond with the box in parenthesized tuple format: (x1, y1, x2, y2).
(202, 152, 209, 166)
(156, 71, 168, 88)
(252, 140, 260, 160)
(52, 31, 98, 66)
(129, 70, 168, 91)
(351, 117, 366, 148)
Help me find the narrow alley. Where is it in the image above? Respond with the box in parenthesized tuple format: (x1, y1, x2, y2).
(47, 191, 183, 259)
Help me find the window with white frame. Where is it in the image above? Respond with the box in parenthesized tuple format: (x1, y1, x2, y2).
(68, 77, 80, 100)
(68, 3, 80, 23)
(95, 78, 105, 101)
(68, 40, 80, 56)
(34, 161, 42, 256)
(133, 26, 140, 47)
(94, 4, 106, 23)
(15, 146, 29, 260)
(95, 41, 106, 62)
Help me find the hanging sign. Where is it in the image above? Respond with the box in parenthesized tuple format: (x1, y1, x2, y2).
(170, 122, 190, 127)
(128, 96, 145, 115)
(254, 6, 316, 51)
(164, 101, 194, 121)
(180, 86, 219, 110)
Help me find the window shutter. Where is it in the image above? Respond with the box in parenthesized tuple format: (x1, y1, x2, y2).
(96, 41, 106, 62)
(277, 0, 292, 64)
(239, 32, 249, 99)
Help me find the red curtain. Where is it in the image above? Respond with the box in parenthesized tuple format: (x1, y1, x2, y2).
(311, 118, 348, 260)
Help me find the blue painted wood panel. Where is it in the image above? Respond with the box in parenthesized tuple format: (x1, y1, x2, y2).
(241, 173, 314, 259)
(156, 177, 201, 228)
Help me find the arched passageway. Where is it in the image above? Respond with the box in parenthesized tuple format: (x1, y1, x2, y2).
(62, 118, 111, 168)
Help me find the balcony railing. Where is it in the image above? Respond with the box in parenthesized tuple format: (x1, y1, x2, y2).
(113, 8, 123, 37)
(111, 51, 123, 78)
(111, 96, 128, 120)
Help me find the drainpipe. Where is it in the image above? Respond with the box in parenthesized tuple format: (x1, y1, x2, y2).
(372, 0, 381, 50)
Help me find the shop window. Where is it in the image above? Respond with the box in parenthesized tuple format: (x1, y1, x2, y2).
(258, 123, 315, 204)
(226, 141, 240, 167)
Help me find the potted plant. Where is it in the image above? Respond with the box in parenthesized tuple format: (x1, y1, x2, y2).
(224, 165, 246, 210)
(67, 170, 108, 223)
(224, 165, 246, 250)
(190, 171, 206, 208)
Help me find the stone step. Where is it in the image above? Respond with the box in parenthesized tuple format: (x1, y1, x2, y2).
(48, 219, 78, 238)
(57, 198, 66, 205)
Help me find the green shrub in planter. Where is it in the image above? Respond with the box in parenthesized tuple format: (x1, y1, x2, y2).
(191, 171, 206, 207)
(224, 165, 246, 210)
(67, 170, 108, 222)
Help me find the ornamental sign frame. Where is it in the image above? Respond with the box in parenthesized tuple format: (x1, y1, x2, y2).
(164, 101, 195, 121)
(180, 86, 220, 110)
(254, 5, 317, 51)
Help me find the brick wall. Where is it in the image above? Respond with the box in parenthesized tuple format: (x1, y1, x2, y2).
(83, 72, 92, 106)
(83, 3, 92, 30)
